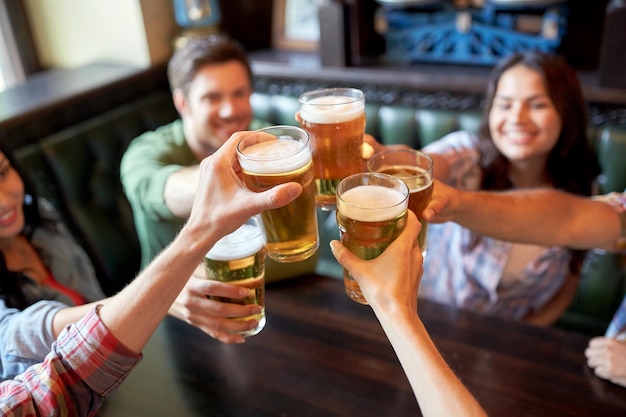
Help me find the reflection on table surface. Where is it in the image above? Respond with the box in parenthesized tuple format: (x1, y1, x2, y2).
(97, 274, 626, 417)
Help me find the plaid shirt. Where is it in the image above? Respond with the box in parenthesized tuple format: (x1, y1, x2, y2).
(420, 131, 572, 320)
(0, 306, 141, 416)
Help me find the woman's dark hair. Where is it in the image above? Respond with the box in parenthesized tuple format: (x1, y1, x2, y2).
(167, 33, 252, 97)
(477, 51, 600, 196)
(0, 142, 43, 309)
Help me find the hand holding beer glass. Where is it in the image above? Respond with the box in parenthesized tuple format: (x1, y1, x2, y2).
(236, 126, 319, 263)
(336, 173, 409, 304)
(298, 88, 366, 210)
(367, 149, 434, 256)
(204, 216, 266, 337)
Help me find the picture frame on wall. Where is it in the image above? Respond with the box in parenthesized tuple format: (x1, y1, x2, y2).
(272, 0, 324, 51)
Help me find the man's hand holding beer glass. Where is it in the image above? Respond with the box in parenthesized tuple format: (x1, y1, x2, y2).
(173, 131, 303, 344)
(169, 269, 264, 344)
(236, 126, 319, 264)
(204, 216, 268, 338)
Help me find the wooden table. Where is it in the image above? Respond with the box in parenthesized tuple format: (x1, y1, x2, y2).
(97, 274, 626, 417)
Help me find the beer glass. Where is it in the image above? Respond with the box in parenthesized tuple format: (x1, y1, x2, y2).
(367, 149, 433, 256)
(336, 172, 409, 304)
(204, 216, 267, 337)
(236, 126, 319, 263)
(298, 88, 366, 211)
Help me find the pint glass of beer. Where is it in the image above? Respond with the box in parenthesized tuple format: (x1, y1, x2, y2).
(236, 126, 319, 263)
(298, 88, 366, 211)
(367, 149, 433, 256)
(336, 173, 409, 304)
(204, 216, 267, 337)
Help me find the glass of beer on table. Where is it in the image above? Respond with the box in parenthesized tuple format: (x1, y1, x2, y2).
(236, 126, 319, 263)
(367, 149, 433, 256)
(204, 216, 267, 337)
(336, 172, 409, 304)
(298, 88, 366, 211)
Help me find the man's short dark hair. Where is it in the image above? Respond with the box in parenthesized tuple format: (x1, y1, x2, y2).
(167, 34, 252, 96)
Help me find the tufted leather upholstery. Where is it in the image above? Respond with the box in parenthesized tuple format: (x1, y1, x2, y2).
(251, 92, 626, 335)
(14, 92, 179, 295)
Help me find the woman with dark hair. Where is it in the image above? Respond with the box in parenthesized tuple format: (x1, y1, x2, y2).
(418, 51, 601, 325)
(0, 143, 106, 380)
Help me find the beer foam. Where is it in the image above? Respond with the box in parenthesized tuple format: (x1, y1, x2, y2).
(239, 139, 311, 174)
(300, 95, 365, 124)
(339, 185, 406, 222)
(206, 223, 265, 261)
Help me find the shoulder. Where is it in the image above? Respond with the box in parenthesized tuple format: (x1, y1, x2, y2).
(125, 120, 186, 152)
(121, 120, 192, 169)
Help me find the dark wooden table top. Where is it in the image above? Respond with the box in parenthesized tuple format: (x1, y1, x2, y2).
(97, 274, 626, 417)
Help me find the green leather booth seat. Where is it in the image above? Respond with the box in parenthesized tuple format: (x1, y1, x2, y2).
(14, 92, 179, 295)
(251, 92, 626, 336)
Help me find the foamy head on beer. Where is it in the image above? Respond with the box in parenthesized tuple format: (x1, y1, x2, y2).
(338, 185, 407, 222)
(238, 134, 319, 263)
(206, 222, 265, 262)
(337, 183, 407, 305)
(238, 138, 312, 174)
(204, 219, 267, 337)
(299, 95, 365, 125)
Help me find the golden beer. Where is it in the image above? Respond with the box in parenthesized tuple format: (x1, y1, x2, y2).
(299, 88, 366, 210)
(367, 150, 433, 256)
(237, 127, 319, 263)
(204, 217, 266, 337)
(336, 173, 409, 304)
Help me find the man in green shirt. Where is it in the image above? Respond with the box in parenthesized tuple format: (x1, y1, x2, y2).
(121, 34, 315, 343)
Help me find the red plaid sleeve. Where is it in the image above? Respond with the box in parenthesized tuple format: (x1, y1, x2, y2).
(0, 306, 142, 416)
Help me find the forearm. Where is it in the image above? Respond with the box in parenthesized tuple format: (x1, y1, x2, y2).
(99, 224, 212, 353)
(374, 307, 486, 417)
(163, 165, 200, 218)
(448, 189, 620, 250)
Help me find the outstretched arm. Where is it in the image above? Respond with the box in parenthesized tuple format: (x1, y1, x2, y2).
(0, 132, 302, 417)
(331, 212, 486, 417)
(424, 180, 621, 251)
(100, 131, 301, 352)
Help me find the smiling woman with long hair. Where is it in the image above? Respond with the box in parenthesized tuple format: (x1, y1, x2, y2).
(419, 51, 601, 325)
